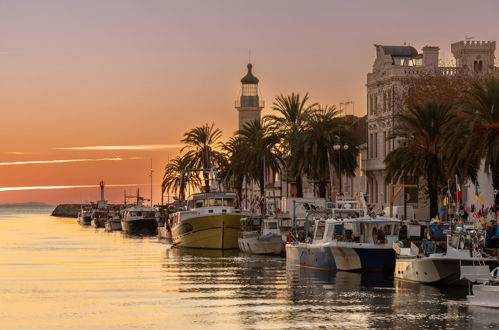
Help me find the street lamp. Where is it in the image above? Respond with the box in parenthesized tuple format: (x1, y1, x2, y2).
(333, 143, 349, 193)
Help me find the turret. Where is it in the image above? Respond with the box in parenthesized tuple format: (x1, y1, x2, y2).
(451, 40, 496, 74)
(235, 63, 264, 131)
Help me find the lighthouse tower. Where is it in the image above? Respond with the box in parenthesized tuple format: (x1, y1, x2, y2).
(235, 63, 264, 131)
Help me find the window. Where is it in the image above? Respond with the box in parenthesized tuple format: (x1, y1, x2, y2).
(374, 180, 378, 203)
(315, 221, 326, 240)
(195, 200, 204, 208)
(222, 199, 234, 207)
(374, 133, 378, 158)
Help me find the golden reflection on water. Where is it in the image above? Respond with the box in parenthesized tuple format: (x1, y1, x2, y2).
(0, 208, 497, 329)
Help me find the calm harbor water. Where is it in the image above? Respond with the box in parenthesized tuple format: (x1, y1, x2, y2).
(0, 206, 498, 329)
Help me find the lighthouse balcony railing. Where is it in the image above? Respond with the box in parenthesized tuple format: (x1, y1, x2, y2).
(235, 99, 265, 108)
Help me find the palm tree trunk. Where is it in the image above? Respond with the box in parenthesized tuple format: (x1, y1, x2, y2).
(296, 173, 303, 197)
(318, 181, 327, 198)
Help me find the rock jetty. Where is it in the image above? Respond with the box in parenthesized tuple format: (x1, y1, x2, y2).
(51, 204, 88, 218)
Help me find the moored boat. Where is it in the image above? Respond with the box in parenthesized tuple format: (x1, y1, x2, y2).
(77, 208, 93, 226)
(171, 192, 247, 249)
(121, 206, 158, 236)
(286, 194, 401, 272)
(104, 211, 122, 231)
(461, 266, 499, 308)
(394, 225, 497, 285)
(238, 217, 284, 255)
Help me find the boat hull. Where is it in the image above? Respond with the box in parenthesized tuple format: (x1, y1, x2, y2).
(105, 220, 122, 231)
(121, 218, 158, 236)
(286, 243, 396, 272)
(469, 285, 499, 308)
(395, 258, 497, 285)
(77, 215, 92, 226)
(92, 217, 107, 228)
(238, 234, 284, 255)
(172, 214, 241, 249)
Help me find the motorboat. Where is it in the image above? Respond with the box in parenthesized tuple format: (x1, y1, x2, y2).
(286, 194, 401, 272)
(238, 217, 284, 255)
(121, 206, 158, 236)
(461, 265, 499, 308)
(91, 209, 108, 228)
(77, 207, 93, 226)
(104, 211, 122, 231)
(394, 225, 497, 285)
(170, 192, 248, 249)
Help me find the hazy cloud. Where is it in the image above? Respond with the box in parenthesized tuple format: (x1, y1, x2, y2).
(0, 183, 146, 192)
(56, 144, 183, 151)
(0, 157, 123, 166)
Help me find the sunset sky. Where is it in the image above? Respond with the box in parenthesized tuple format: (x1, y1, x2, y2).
(1, 0, 498, 204)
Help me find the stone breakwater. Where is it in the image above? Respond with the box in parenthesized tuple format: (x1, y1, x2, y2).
(51, 204, 125, 218)
(51, 204, 87, 218)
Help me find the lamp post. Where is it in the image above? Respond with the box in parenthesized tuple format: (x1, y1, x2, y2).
(333, 143, 349, 194)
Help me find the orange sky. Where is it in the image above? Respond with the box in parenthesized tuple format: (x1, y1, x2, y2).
(1, 0, 498, 204)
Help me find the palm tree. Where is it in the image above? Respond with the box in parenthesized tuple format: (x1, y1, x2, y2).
(450, 77, 499, 206)
(266, 92, 318, 197)
(162, 155, 202, 202)
(238, 119, 282, 199)
(293, 105, 358, 198)
(181, 123, 223, 192)
(385, 101, 454, 218)
(219, 136, 247, 199)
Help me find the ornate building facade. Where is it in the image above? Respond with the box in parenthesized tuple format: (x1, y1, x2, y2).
(366, 40, 497, 218)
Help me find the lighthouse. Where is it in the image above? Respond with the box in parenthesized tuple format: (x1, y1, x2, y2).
(235, 63, 264, 131)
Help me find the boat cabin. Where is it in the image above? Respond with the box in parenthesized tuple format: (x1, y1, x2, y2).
(261, 218, 281, 236)
(312, 217, 400, 245)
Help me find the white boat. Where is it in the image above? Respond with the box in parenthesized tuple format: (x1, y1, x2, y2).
(170, 192, 248, 249)
(105, 211, 122, 231)
(91, 209, 108, 228)
(77, 208, 93, 226)
(121, 206, 158, 236)
(286, 194, 401, 272)
(394, 225, 497, 285)
(238, 217, 284, 255)
(461, 266, 499, 308)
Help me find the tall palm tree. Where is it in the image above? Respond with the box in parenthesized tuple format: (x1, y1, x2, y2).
(293, 105, 358, 198)
(266, 92, 317, 197)
(238, 119, 282, 198)
(181, 123, 223, 192)
(219, 136, 247, 199)
(385, 101, 454, 218)
(450, 77, 499, 207)
(162, 155, 202, 202)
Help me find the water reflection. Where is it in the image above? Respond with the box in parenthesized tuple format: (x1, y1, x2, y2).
(1, 208, 499, 329)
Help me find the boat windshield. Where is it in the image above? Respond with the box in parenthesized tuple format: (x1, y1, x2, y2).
(193, 197, 234, 208)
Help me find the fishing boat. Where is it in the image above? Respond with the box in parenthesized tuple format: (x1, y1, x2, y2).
(461, 265, 499, 308)
(394, 225, 497, 285)
(121, 206, 158, 235)
(170, 192, 247, 249)
(91, 209, 108, 228)
(91, 181, 109, 228)
(238, 217, 284, 255)
(77, 207, 93, 226)
(104, 210, 122, 231)
(286, 194, 401, 272)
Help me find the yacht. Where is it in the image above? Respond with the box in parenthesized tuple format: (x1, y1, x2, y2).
(286, 194, 401, 272)
(394, 225, 497, 285)
(170, 192, 247, 249)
